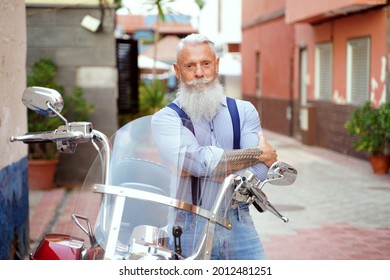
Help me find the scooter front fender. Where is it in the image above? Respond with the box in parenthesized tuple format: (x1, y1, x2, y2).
(30, 233, 85, 260)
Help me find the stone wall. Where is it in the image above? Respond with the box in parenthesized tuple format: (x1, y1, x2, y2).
(26, 5, 119, 184)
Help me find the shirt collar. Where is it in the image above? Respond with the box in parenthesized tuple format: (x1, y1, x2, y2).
(221, 96, 228, 107)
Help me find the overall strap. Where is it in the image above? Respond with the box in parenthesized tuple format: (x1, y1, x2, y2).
(167, 103, 200, 205)
(226, 97, 240, 149)
(167, 103, 194, 134)
(167, 98, 240, 146)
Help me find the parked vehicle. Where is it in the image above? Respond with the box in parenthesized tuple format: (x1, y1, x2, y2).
(11, 87, 297, 260)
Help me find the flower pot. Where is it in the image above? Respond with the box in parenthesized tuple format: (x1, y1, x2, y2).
(28, 159, 59, 190)
(369, 155, 390, 174)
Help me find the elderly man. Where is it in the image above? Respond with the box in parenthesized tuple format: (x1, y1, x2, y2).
(151, 33, 277, 260)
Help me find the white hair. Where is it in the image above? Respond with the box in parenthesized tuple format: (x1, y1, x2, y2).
(176, 33, 216, 57)
(177, 78, 225, 122)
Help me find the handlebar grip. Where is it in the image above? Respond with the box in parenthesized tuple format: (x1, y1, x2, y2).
(252, 201, 266, 212)
(10, 132, 53, 143)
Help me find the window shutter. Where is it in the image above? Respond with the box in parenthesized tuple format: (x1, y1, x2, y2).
(116, 38, 139, 114)
(347, 37, 370, 105)
(315, 43, 333, 100)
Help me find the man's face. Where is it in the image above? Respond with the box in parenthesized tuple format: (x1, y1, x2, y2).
(174, 43, 220, 87)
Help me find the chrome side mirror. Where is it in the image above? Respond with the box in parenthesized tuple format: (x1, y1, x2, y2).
(258, 161, 297, 189)
(22, 86, 64, 117)
(267, 161, 297, 186)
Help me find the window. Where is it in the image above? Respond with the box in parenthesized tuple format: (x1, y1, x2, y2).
(315, 42, 333, 100)
(346, 37, 370, 105)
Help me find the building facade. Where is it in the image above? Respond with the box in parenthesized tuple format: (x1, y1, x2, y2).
(26, 0, 118, 184)
(242, 0, 294, 136)
(241, 0, 389, 159)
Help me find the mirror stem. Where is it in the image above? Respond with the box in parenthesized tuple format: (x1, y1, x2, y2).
(47, 102, 69, 131)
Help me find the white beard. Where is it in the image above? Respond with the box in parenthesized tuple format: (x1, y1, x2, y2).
(176, 78, 225, 122)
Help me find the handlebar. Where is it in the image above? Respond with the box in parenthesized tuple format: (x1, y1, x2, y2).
(10, 131, 54, 143)
(233, 170, 290, 223)
(10, 121, 95, 153)
(10, 130, 87, 143)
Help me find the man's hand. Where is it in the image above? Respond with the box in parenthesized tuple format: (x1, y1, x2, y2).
(257, 131, 277, 167)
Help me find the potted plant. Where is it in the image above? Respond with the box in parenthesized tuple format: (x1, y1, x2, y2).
(344, 101, 390, 174)
(139, 79, 170, 114)
(27, 57, 94, 189)
(118, 80, 172, 127)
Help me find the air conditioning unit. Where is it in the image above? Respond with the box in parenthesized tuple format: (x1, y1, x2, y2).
(81, 15, 101, 33)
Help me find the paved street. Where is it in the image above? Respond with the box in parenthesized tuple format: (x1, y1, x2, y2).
(252, 130, 390, 259)
(28, 130, 390, 260)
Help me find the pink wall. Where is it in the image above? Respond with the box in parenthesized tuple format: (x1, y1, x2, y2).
(242, 1, 387, 105)
(242, 0, 285, 23)
(294, 8, 387, 106)
(293, 24, 316, 101)
(242, 17, 294, 99)
(334, 9, 387, 106)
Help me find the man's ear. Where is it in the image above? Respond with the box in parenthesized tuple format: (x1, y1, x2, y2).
(173, 63, 180, 80)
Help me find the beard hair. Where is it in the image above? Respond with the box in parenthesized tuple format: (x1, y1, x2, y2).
(176, 78, 225, 122)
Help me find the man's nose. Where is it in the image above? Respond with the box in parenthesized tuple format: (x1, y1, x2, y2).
(195, 64, 204, 78)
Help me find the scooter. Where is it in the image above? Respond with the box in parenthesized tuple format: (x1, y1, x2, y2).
(10, 86, 298, 260)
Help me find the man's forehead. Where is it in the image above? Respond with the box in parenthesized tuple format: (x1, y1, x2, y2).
(178, 43, 216, 62)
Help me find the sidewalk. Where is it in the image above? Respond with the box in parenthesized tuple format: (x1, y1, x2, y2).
(252, 130, 390, 259)
(28, 130, 390, 259)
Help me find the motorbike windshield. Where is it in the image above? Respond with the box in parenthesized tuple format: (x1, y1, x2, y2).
(72, 115, 235, 260)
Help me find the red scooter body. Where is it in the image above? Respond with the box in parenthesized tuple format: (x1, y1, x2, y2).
(30, 233, 85, 260)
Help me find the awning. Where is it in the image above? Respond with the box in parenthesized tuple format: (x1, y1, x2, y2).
(138, 54, 172, 70)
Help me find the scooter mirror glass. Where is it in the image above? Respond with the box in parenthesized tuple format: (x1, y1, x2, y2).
(22, 86, 64, 117)
(266, 161, 297, 186)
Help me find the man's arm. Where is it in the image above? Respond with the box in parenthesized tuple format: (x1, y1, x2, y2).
(152, 104, 277, 178)
(213, 131, 277, 176)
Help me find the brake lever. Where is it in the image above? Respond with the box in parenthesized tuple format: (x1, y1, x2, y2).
(264, 200, 289, 223)
(251, 188, 289, 223)
(252, 200, 265, 213)
(233, 171, 290, 223)
(243, 171, 289, 223)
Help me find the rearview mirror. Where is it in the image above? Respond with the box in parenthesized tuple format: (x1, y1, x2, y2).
(263, 161, 297, 187)
(22, 86, 64, 117)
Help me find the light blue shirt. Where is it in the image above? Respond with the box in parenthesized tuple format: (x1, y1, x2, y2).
(151, 96, 269, 208)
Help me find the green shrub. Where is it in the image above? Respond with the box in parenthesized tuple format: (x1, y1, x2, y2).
(344, 101, 390, 156)
(27, 57, 94, 159)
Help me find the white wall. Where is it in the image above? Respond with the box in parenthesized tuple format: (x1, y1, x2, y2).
(0, 0, 28, 168)
(198, 0, 242, 99)
(198, 0, 242, 47)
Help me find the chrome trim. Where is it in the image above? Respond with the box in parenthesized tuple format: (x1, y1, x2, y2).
(92, 184, 232, 229)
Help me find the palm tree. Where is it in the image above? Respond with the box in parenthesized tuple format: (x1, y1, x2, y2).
(144, 0, 176, 85)
(194, 0, 205, 29)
